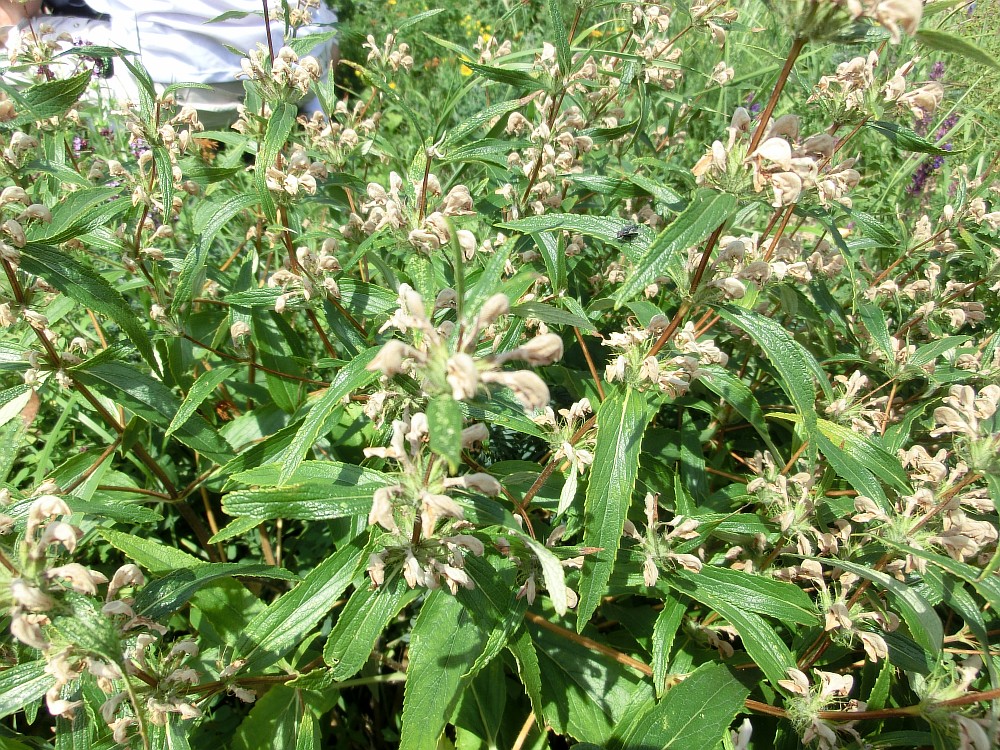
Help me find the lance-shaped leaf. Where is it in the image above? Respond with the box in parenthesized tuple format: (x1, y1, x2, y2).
(172, 193, 257, 315)
(277, 348, 379, 484)
(578, 387, 648, 630)
(0, 661, 55, 719)
(72, 359, 231, 462)
(609, 663, 750, 749)
(325, 575, 419, 680)
(235, 538, 366, 671)
(20, 244, 157, 371)
(816, 557, 943, 654)
(613, 190, 737, 305)
(400, 590, 492, 750)
(135, 563, 298, 620)
(715, 305, 819, 438)
(223, 461, 393, 520)
(254, 101, 297, 222)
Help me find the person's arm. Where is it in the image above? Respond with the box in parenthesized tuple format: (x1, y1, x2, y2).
(0, 1, 43, 25)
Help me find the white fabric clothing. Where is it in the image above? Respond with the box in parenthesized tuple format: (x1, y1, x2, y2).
(81, 1, 337, 84)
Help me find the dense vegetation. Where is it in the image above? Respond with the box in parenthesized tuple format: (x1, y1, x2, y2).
(1, 0, 999, 747)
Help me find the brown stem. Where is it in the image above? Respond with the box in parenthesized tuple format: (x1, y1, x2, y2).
(747, 37, 807, 155)
(574, 327, 605, 401)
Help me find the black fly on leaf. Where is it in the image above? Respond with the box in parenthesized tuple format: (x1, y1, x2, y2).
(616, 223, 640, 242)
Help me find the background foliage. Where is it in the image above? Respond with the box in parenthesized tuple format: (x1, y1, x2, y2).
(1, 0, 999, 748)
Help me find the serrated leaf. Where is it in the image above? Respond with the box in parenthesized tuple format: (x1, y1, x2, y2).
(440, 96, 527, 148)
(579, 388, 647, 629)
(0, 661, 55, 719)
(879, 539, 1000, 614)
(610, 663, 750, 749)
(866, 121, 950, 155)
(100, 528, 205, 574)
(651, 591, 685, 699)
(497, 213, 654, 261)
(675, 566, 819, 626)
(769, 413, 911, 496)
(166, 365, 238, 437)
(715, 305, 818, 437)
(614, 190, 737, 304)
(916, 29, 1000, 70)
(427, 395, 462, 471)
(400, 590, 490, 750)
(857, 302, 894, 361)
(521, 533, 569, 616)
(72, 359, 231, 461)
(461, 59, 540, 89)
(173, 193, 257, 315)
(666, 574, 796, 686)
(325, 576, 418, 680)
(530, 622, 652, 744)
(699, 364, 782, 460)
(254, 101, 296, 222)
(509, 301, 595, 332)
(20, 244, 157, 371)
(277, 348, 379, 484)
(135, 563, 298, 620)
(223, 462, 393, 520)
(235, 539, 366, 671)
(821, 557, 943, 654)
(547, 0, 571, 75)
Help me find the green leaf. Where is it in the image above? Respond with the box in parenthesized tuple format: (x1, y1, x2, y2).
(822, 557, 943, 654)
(667, 574, 797, 687)
(610, 663, 750, 749)
(99, 529, 205, 574)
(254, 101, 297, 222)
(400, 590, 490, 750)
(223, 462, 392, 520)
(461, 59, 540, 89)
(916, 29, 1000, 70)
(507, 629, 544, 725)
(530, 621, 652, 744)
(715, 305, 818, 438)
(135, 563, 298, 620)
(235, 538, 366, 671)
(699, 364, 782, 460)
(152, 145, 174, 223)
(651, 591, 685, 699)
(0, 661, 55, 719)
(497, 214, 654, 260)
(613, 190, 737, 305)
(769, 413, 911, 497)
(579, 388, 647, 629)
(547, 0, 571, 76)
(857, 302, 894, 361)
(165, 365, 238, 437)
(72, 359, 231, 462)
(173, 193, 257, 315)
(325, 576, 418, 680)
(441, 96, 527, 148)
(878, 539, 1000, 614)
(28, 188, 128, 244)
(521, 532, 569, 616)
(427, 395, 462, 471)
(277, 348, 379, 484)
(20, 244, 157, 371)
(675, 566, 819, 626)
(6, 71, 90, 125)
(509, 301, 595, 332)
(866, 121, 950, 155)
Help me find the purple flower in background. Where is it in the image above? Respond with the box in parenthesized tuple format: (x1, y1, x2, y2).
(744, 93, 762, 116)
(930, 61, 946, 81)
(72, 135, 88, 154)
(130, 138, 150, 160)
